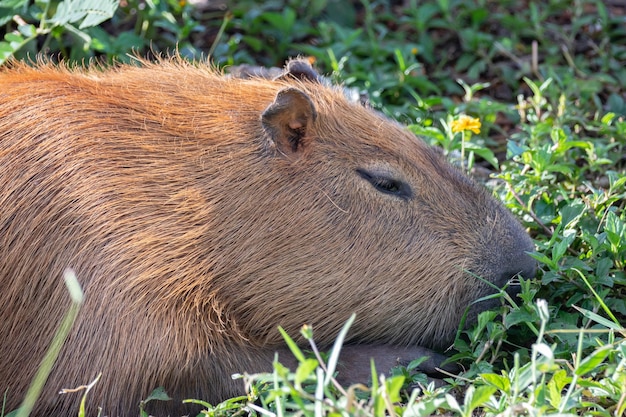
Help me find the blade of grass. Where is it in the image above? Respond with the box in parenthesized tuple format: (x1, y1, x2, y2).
(16, 269, 84, 417)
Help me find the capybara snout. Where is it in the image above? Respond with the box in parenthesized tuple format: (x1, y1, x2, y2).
(0, 58, 535, 416)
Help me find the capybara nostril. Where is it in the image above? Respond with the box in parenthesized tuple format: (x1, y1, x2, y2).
(0, 58, 536, 417)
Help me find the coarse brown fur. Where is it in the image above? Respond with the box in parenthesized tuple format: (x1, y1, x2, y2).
(0, 58, 536, 416)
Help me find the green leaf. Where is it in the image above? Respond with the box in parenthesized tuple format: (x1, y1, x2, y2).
(554, 140, 593, 153)
(49, 0, 119, 29)
(571, 268, 621, 325)
(242, 35, 262, 52)
(530, 252, 557, 270)
(61, 22, 91, 48)
(601, 112, 616, 125)
(385, 375, 405, 403)
(404, 397, 448, 417)
(547, 369, 569, 408)
(406, 356, 429, 371)
(0, 0, 28, 7)
(409, 125, 446, 143)
(324, 313, 355, 386)
(575, 344, 613, 376)
(444, 393, 462, 414)
(278, 326, 305, 362)
(143, 386, 172, 402)
(294, 358, 318, 385)
(507, 140, 527, 158)
(471, 310, 498, 343)
(261, 9, 295, 33)
(559, 200, 585, 229)
(547, 163, 573, 175)
(607, 171, 626, 191)
(504, 308, 536, 328)
(4, 32, 23, 44)
(480, 372, 510, 392)
(572, 305, 622, 330)
(605, 211, 625, 249)
(0, 42, 15, 62)
(17, 23, 36, 37)
(468, 385, 497, 411)
(551, 229, 576, 263)
(464, 142, 499, 168)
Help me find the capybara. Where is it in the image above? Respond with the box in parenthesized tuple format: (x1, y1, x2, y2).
(0, 58, 536, 417)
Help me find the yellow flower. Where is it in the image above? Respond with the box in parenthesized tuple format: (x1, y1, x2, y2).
(450, 115, 481, 134)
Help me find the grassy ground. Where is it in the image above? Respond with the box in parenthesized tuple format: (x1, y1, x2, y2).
(1, 0, 625, 415)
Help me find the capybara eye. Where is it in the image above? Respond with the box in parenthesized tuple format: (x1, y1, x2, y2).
(356, 168, 412, 200)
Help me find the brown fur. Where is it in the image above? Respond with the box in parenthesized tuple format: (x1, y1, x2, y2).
(0, 58, 535, 416)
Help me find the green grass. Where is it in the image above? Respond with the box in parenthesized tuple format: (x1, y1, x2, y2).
(1, 0, 625, 415)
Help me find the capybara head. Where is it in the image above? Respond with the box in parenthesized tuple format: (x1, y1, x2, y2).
(0, 58, 536, 416)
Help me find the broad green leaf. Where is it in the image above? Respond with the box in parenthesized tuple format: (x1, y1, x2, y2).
(49, 0, 119, 29)
(505, 308, 536, 328)
(17, 23, 36, 37)
(143, 386, 171, 402)
(444, 393, 462, 414)
(547, 369, 569, 408)
(385, 375, 405, 403)
(575, 344, 613, 376)
(559, 200, 585, 229)
(480, 373, 510, 392)
(403, 397, 448, 417)
(406, 356, 429, 371)
(468, 385, 497, 411)
(294, 358, 318, 385)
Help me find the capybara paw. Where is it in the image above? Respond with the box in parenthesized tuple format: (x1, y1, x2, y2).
(335, 345, 458, 385)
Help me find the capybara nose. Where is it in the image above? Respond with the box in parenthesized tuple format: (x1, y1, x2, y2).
(521, 257, 537, 280)
(515, 239, 537, 280)
(498, 247, 537, 297)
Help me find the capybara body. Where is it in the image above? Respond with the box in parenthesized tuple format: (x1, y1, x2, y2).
(0, 59, 535, 416)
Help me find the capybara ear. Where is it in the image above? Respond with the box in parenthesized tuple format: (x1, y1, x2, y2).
(261, 87, 318, 154)
(274, 59, 321, 83)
